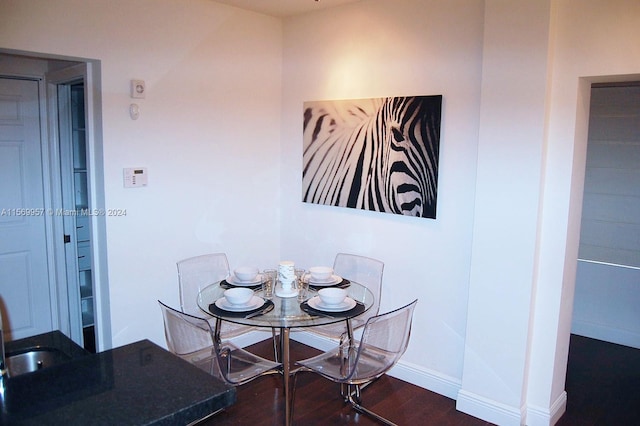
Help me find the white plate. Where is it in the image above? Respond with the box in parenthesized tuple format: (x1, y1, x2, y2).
(215, 295, 264, 312)
(226, 274, 263, 286)
(307, 296, 356, 312)
(306, 274, 343, 286)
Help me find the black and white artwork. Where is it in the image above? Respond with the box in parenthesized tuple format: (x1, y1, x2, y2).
(302, 95, 442, 218)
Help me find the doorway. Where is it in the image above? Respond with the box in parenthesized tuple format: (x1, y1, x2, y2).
(573, 82, 640, 349)
(0, 51, 111, 351)
(56, 78, 97, 352)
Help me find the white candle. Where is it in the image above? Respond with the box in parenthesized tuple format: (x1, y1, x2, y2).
(278, 261, 295, 286)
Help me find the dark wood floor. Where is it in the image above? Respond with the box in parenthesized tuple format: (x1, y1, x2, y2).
(203, 334, 640, 425)
(556, 334, 640, 426)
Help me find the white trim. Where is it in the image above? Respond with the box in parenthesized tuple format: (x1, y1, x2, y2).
(526, 391, 567, 426)
(38, 76, 62, 333)
(45, 77, 71, 339)
(84, 60, 112, 351)
(229, 329, 274, 348)
(388, 358, 461, 400)
(571, 319, 640, 349)
(45, 60, 111, 351)
(456, 389, 523, 426)
(46, 79, 79, 342)
(287, 329, 339, 351)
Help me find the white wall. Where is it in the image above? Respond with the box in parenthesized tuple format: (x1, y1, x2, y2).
(281, 0, 484, 389)
(459, 0, 553, 423)
(279, 0, 640, 425)
(528, 1, 640, 425)
(573, 261, 640, 347)
(0, 0, 284, 347)
(457, 1, 640, 424)
(2, 0, 640, 425)
(282, 0, 484, 379)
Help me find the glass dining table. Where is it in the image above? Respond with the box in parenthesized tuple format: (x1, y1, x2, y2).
(197, 279, 375, 426)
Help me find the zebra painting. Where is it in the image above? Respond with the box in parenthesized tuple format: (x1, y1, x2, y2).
(302, 95, 442, 218)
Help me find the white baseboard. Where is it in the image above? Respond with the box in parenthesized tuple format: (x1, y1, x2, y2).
(382, 358, 461, 399)
(456, 388, 567, 426)
(456, 389, 523, 426)
(571, 319, 640, 349)
(230, 329, 274, 348)
(526, 391, 567, 426)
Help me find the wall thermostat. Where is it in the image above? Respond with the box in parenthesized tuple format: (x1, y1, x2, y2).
(130, 79, 145, 99)
(123, 167, 148, 188)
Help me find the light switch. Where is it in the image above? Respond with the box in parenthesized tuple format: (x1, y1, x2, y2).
(123, 167, 148, 188)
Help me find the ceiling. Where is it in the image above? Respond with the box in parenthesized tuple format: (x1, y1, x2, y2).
(211, 0, 362, 18)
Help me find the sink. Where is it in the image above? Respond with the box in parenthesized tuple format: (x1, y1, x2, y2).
(3, 330, 89, 378)
(5, 347, 72, 377)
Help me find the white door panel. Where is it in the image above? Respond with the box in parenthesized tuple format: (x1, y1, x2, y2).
(0, 77, 53, 340)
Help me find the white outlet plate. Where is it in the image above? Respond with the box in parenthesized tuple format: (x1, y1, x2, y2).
(130, 79, 145, 99)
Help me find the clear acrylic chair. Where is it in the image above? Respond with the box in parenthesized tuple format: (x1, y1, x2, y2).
(292, 299, 418, 426)
(307, 253, 384, 342)
(158, 300, 281, 386)
(177, 253, 255, 340)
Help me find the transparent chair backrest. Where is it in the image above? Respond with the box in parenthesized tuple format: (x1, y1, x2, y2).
(177, 253, 230, 315)
(349, 299, 417, 382)
(159, 301, 279, 386)
(158, 300, 223, 380)
(333, 253, 384, 316)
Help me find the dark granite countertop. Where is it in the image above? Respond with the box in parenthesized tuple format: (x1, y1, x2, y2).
(2, 332, 236, 425)
(4, 330, 90, 361)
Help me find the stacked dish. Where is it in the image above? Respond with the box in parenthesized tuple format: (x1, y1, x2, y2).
(306, 266, 343, 287)
(306, 287, 356, 312)
(215, 288, 264, 312)
(227, 266, 263, 286)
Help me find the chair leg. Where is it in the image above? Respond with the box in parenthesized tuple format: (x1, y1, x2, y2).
(271, 328, 279, 362)
(342, 383, 359, 403)
(353, 384, 362, 404)
(358, 379, 373, 393)
(290, 370, 299, 423)
(340, 383, 348, 400)
(346, 390, 397, 426)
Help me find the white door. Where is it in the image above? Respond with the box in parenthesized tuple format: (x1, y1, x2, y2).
(0, 77, 53, 340)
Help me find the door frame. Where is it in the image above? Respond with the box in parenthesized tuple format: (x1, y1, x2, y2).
(46, 60, 112, 351)
(47, 64, 87, 347)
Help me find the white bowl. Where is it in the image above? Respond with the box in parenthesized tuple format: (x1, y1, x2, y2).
(318, 287, 347, 306)
(309, 266, 333, 281)
(224, 287, 254, 305)
(234, 266, 259, 282)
